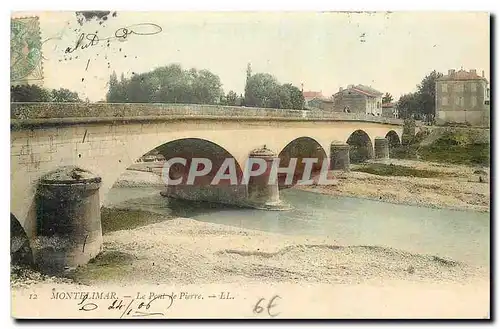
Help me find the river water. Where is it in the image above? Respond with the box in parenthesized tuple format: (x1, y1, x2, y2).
(105, 186, 490, 267)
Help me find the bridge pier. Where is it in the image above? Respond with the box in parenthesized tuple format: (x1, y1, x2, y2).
(33, 167, 103, 275)
(329, 142, 350, 171)
(245, 147, 289, 210)
(374, 137, 390, 159)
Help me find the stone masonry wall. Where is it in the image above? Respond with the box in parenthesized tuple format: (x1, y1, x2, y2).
(11, 103, 403, 126)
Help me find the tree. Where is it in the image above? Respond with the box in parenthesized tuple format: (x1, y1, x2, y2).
(51, 88, 81, 102)
(382, 92, 393, 104)
(416, 70, 443, 119)
(281, 83, 305, 110)
(244, 73, 304, 110)
(105, 64, 223, 104)
(395, 70, 444, 122)
(226, 90, 238, 106)
(246, 63, 252, 82)
(395, 93, 420, 119)
(11, 85, 82, 102)
(244, 73, 281, 108)
(11, 84, 51, 102)
(106, 71, 128, 102)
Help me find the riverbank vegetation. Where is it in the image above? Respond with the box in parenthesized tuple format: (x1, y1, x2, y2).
(391, 127, 490, 167)
(352, 163, 444, 178)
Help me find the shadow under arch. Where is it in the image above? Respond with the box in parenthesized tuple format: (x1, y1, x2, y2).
(11, 213, 33, 266)
(278, 136, 327, 188)
(346, 130, 373, 163)
(385, 130, 401, 149)
(152, 137, 245, 185)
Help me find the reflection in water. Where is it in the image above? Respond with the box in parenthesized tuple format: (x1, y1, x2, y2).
(104, 187, 490, 267)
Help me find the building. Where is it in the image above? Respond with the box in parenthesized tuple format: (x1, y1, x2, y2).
(303, 91, 323, 109)
(302, 91, 335, 111)
(332, 84, 383, 115)
(435, 69, 490, 126)
(381, 102, 398, 118)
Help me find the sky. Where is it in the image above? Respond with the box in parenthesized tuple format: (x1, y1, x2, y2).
(12, 11, 490, 102)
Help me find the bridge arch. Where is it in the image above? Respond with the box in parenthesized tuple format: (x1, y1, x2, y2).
(385, 130, 401, 148)
(148, 138, 247, 204)
(346, 130, 373, 163)
(277, 137, 327, 188)
(153, 138, 244, 184)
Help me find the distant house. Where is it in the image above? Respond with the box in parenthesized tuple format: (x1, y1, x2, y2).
(381, 102, 398, 118)
(332, 84, 383, 115)
(435, 69, 490, 126)
(302, 91, 334, 111)
(303, 91, 323, 109)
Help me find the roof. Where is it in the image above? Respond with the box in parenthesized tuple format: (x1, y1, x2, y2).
(354, 84, 384, 96)
(308, 96, 333, 103)
(334, 84, 383, 98)
(438, 69, 488, 81)
(303, 91, 323, 99)
(382, 102, 395, 108)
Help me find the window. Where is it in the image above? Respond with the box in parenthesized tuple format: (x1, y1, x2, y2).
(442, 84, 448, 93)
(442, 97, 448, 106)
(377, 102, 381, 109)
(471, 96, 477, 107)
(471, 83, 477, 92)
(460, 97, 465, 106)
(455, 97, 460, 106)
(454, 84, 464, 93)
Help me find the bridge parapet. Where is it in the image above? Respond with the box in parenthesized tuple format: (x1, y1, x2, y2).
(11, 103, 403, 126)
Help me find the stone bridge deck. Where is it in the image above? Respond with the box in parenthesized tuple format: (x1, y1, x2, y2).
(11, 102, 403, 127)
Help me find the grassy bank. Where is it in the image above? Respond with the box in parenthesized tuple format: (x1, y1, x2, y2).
(391, 128, 490, 167)
(352, 163, 444, 178)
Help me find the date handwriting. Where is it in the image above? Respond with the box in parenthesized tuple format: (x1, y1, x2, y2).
(77, 293, 174, 318)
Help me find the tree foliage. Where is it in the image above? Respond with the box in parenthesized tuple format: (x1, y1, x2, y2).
(416, 70, 443, 118)
(395, 70, 443, 121)
(382, 92, 393, 104)
(225, 90, 238, 106)
(106, 64, 223, 104)
(244, 73, 304, 110)
(395, 93, 420, 120)
(51, 88, 81, 102)
(11, 84, 82, 102)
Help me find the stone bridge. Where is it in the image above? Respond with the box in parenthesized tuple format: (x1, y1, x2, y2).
(11, 102, 404, 272)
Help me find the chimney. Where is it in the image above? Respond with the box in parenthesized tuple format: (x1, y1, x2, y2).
(339, 87, 343, 92)
(482, 70, 485, 78)
(448, 69, 455, 76)
(470, 69, 477, 75)
(347, 84, 354, 89)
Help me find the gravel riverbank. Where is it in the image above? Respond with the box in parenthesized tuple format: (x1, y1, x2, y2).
(12, 216, 488, 286)
(297, 159, 490, 213)
(12, 215, 489, 318)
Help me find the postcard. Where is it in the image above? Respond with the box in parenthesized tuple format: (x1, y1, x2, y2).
(10, 11, 490, 319)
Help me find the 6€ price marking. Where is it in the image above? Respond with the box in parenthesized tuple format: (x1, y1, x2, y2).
(253, 295, 281, 318)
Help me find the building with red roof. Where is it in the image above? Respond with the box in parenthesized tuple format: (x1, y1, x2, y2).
(435, 68, 490, 126)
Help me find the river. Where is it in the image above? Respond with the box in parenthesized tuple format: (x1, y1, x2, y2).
(104, 186, 490, 268)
